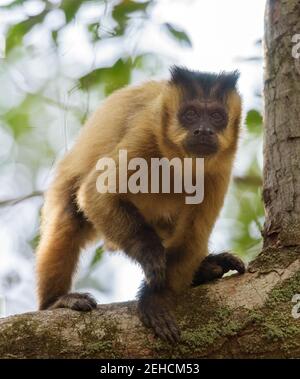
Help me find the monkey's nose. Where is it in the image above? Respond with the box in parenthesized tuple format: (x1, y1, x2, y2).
(193, 128, 214, 136)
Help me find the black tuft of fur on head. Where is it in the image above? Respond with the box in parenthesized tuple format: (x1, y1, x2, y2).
(169, 65, 240, 99)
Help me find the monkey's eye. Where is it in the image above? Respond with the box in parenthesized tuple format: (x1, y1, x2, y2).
(183, 108, 198, 123)
(210, 111, 224, 122)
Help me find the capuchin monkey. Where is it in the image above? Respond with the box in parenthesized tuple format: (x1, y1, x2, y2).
(36, 66, 245, 343)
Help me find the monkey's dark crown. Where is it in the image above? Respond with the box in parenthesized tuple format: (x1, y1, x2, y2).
(170, 65, 240, 97)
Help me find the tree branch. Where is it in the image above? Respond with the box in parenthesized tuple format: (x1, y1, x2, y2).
(0, 191, 44, 207)
(1, 249, 299, 359)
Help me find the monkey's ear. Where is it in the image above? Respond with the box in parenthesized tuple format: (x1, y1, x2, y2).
(217, 70, 240, 93)
(169, 65, 194, 86)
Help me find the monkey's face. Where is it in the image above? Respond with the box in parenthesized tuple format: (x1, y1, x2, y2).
(164, 66, 241, 159)
(179, 100, 228, 157)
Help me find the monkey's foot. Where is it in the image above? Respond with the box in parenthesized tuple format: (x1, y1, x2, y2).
(192, 252, 245, 286)
(137, 288, 180, 343)
(49, 292, 97, 311)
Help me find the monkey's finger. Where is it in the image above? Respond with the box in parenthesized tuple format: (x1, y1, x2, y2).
(165, 315, 181, 342)
(81, 293, 98, 308)
(157, 311, 179, 341)
(50, 293, 97, 311)
(153, 313, 180, 344)
(192, 262, 223, 285)
(70, 298, 96, 311)
(153, 321, 177, 344)
(207, 264, 224, 279)
(141, 310, 180, 344)
(214, 253, 246, 274)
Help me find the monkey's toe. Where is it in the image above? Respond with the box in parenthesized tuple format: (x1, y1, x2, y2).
(192, 252, 245, 286)
(139, 306, 180, 344)
(138, 279, 179, 343)
(212, 252, 246, 274)
(50, 292, 97, 311)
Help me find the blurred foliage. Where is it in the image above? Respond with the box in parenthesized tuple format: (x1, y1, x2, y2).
(90, 246, 104, 269)
(162, 22, 192, 47)
(79, 57, 132, 94)
(246, 109, 263, 135)
(0, 0, 195, 301)
(228, 108, 264, 260)
(0, 0, 264, 307)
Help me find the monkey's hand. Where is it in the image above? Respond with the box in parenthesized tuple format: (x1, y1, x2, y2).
(192, 252, 245, 286)
(49, 292, 97, 311)
(138, 284, 180, 343)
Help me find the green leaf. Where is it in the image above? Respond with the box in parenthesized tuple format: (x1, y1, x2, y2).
(90, 246, 104, 268)
(79, 57, 132, 94)
(51, 30, 59, 44)
(132, 52, 161, 70)
(112, 0, 151, 36)
(112, 0, 150, 21)
(3, 98, 33, 138)
(30, 234, 40, 250)
(5, 12, 47, 53)
(245, 109, 263, 134)
(163, 22, 192, 47)
(0, 0, 26, 9)
(88, 22, 101, 42)
(60, 0, 85, 23)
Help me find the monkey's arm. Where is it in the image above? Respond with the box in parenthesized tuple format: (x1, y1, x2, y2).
(137, 243, 207, 343)
(137, 211, 208, 343)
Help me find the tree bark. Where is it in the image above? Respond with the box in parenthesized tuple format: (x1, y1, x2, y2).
(0, 248, 299, 359)
(263, 0, 300, 247)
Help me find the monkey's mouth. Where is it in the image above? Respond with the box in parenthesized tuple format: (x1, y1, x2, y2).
(184, 139, 219, 157)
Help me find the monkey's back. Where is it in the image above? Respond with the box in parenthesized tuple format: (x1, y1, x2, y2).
(58, 80, 166, 181)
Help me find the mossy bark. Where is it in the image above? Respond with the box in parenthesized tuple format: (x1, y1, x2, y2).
(0, 249, 299, 359)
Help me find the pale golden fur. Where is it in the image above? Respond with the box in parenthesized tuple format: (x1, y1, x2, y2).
(36, 77, 242, 310)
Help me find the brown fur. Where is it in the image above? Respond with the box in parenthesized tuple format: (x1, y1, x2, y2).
(36, 67, 243, 342)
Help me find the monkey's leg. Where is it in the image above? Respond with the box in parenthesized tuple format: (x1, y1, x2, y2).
(36, 191, 96, 311)
(79, 175, 166, 290)
(137, 245, 203, 343)
(192, 252, 245, 286)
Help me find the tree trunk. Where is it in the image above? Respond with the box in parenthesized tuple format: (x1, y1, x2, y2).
(263, 0, 300, 247)
(0, 0, 300, 359)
